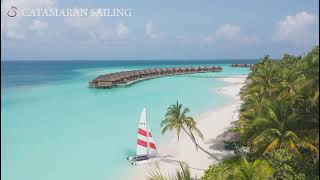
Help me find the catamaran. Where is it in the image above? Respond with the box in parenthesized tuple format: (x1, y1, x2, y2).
(127, 108, 158, 165)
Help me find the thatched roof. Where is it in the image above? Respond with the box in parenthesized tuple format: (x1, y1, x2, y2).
(135, 70, 144, 75)
(124, 72, 135, 77)
(131, 71, 139, 75)
(108, 76, 120, 81)
(155, 69, 162, 73)
(150, 69, 157, 73)
(144, 69, 153, 74)
(169, 68, 176, 72)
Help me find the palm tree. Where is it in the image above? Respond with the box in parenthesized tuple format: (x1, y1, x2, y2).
(247, 62, 280, 98)
(238, 157, 273, 180)
(277, 68, 304, 100)
(147, 171, 168, 180)
(147, 163, 191, 180)
(161, 101, 220, 162)
(251, 100, 298, 154)
(251, 99, 311, 155)
(172, 163, 192, 180)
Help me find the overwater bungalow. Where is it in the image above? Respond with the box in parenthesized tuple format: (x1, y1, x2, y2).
(150, 69, 158, 75)
(138, 70, 145, 77)
(181, 67, 187, 73)
(90, 66, 223, 88)
(140, 70, 146, 77)
(146, 69, 152, 76)
(155, 69, 162, 75)
(165, 68, 173, 74)
(159, 68, 167, 75)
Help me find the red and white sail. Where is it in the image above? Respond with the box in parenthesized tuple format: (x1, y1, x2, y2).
(136, 108, 157, 157)
(147, 128, 157, 157)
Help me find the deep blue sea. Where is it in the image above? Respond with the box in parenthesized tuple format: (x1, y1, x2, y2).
(1, 60, 257, 180)
(1, 60, 257, 89)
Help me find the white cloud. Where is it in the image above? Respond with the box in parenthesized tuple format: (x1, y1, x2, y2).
(116, 23, 129, 37)
(85, 26, 130, 46)
(202, 24, 260, 45)
(273, 11, 319, 44)
(29, 20, 48, 31)
(64, 15, 101, 29)
(215, 24, 241, 40)
(1, 0, 56, 40)
(1, 16, 26, 39)
(65, 22, 130, 46)
(64, 14, 129, 43)
(145, 20, 159, 39)
(88, 27, 114, 41)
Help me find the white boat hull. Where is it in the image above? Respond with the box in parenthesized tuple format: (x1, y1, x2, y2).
(131, 156, 160, 165)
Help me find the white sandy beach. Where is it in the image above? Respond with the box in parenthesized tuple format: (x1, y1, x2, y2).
(128, 76, 247, 180)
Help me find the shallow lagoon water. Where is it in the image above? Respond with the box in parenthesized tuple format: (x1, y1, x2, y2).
(1, 61, 253, 180)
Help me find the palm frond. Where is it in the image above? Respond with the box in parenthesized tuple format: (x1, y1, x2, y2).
(263, 138, 280, 155)
(252, 128, 281, 145)
(147, 170, 168, 180)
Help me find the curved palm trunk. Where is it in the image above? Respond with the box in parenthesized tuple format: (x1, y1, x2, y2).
(181, 126, 220, 162)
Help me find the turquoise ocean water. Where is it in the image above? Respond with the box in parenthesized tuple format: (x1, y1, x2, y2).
(1, 60, 254, 180)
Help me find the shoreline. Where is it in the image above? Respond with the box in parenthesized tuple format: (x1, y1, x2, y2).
(127, 75, 247, 180)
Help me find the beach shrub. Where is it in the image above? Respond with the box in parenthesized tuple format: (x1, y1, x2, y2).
(266, 148, 305, 179)
(237, 157, 274, 180)
(202, 157, 240, 180)
(147, 163, 192, 180)
(202, 163, 236, 180)
(202, 157, 274, 180)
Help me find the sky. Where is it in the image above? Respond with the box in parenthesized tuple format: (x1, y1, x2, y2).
(1, 0, 319, 60)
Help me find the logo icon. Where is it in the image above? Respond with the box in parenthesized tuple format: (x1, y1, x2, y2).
(7, 6, 17, 17)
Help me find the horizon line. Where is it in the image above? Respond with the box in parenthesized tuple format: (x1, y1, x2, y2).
(1, 58, 260, 62)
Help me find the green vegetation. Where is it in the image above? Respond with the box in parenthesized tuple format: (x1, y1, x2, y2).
(202, 157, 273, 180)
(203, 46, 319, 179)
(148, 46, 319, 180)
(238, 158, 273, 180)
(160, 101, 220, 161)
(147, 163, 191, 180)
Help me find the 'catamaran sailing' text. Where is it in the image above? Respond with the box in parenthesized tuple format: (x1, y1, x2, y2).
(21, 8, 132, 17)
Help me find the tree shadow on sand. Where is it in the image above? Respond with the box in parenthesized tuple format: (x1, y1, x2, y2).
(156, 155, 204, 180)
(159, 156, 206, 171)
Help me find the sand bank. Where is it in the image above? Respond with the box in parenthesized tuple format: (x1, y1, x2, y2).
(128, 75, 247, 180)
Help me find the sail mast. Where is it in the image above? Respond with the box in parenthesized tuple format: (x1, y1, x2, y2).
(146, 107, 149, 156)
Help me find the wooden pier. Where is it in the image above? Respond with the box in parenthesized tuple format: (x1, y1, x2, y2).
(89, 66, 223, 88)
(231, 64, 254, 68)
